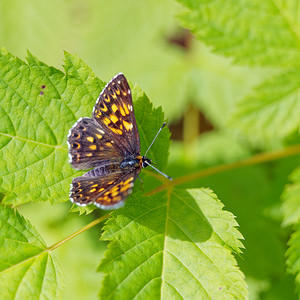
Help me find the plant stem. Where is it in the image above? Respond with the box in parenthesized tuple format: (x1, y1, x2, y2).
(47, 213, 110, 251)
(148, 143, 300, 195)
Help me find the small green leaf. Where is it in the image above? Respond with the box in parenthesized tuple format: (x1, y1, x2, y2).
(0, 205, 62, 299)
(286, 222, 300, 297)
(133, 85, 170, 171)
(99, 188, 246, 299)
(177, 0, 300, 67)
(231, 70, 300, 138)
(281, 167, 300, 227)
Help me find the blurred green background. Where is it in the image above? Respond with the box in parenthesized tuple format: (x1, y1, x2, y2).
(2, 0, 299, 299)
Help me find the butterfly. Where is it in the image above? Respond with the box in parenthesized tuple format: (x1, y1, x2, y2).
(67, 73, 171, 209)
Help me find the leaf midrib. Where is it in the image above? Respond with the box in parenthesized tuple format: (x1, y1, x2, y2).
(160, 188, 171, 298)
(0, 132, 67, 151)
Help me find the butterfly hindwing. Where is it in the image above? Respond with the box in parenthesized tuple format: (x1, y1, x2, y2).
(93, 73, 140, 156)
(70, 166, 140, 209)
(68, 117, 123, 170)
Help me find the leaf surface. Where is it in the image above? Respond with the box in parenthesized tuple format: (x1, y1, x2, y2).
(177, 0, 300, 67)
(0, 205, 62, 300)
(231, 70, 300, 138)
(99, 188, 246, 299)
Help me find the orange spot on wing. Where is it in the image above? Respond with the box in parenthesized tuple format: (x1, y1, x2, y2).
(123, 103, 129, 115)
(111, 104, 118, 112)
(113, 195, 122, 202)
(119, 106, 126, 116)
(86, 136, 94, 143)
(123, 120, 133, 131)
(110, 127, 123, 135)
(101, 103, 108, 112)
(103, 118, 110, 125)
(110, 114, 118, 123)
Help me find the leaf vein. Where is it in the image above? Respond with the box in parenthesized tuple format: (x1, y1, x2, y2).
(168, 216, 235, 287)
(105, 204, 166, 239)
(0, 132, 67, 150)
(106, 251, 162, 299)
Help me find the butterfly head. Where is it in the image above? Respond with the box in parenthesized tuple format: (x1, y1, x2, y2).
(141, 156, 152, 168)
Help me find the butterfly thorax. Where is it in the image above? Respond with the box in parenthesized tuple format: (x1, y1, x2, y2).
(119, 155, 151, 170)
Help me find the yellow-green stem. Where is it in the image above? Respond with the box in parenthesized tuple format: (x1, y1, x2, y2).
(47, 213, 110, 251)
(148, 143, 300, 195)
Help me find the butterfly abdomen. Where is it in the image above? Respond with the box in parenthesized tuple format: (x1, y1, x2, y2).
(83, 164, 120, 177)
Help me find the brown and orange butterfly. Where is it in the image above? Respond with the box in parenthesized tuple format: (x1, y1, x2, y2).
(67, 73, 171, 209)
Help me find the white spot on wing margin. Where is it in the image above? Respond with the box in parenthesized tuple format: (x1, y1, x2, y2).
(67, 117, 85, 163)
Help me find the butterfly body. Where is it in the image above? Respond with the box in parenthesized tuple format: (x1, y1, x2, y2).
(68, 73, 151, 209)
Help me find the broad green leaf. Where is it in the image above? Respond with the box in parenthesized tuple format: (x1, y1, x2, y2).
(281, 167, 300, 227)
(0, 205, 62, 299)
(231, 70, 300, 139)
(0, 49, 103, 206)
(99, 188, 246, 299)
(0, 49, 169, 208)
(177, 0, 300, 67)
(18, 201, 107, 300)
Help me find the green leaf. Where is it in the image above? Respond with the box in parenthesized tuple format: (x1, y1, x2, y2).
(132, 84, 170, 171)
(231, 70, 300, 139)
(99, 188, 246, 299)
(177, 0, 300, 67)
(0, 49, 103, 206)
(0, 205, 62, 299)
(280, 166, 300, 297)
(286, 222, 300, 297)
(0, 49, 169, 208)
(281, 166, 300, 227)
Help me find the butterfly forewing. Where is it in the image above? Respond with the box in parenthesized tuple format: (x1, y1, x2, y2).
(68, 117, 123, 170)
(93, 73, 140, 156)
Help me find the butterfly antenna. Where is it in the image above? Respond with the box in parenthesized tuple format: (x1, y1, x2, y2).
(143, 160, 173, 180)
(144, 122, 166, 157)
(143, 122, 172, 180)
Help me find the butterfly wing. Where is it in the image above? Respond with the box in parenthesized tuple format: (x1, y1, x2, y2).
(70, 167, 140, 209)
(92, 73, 140, 157)
(68, 73, 142, 209)
(68, 117, 124, 170)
